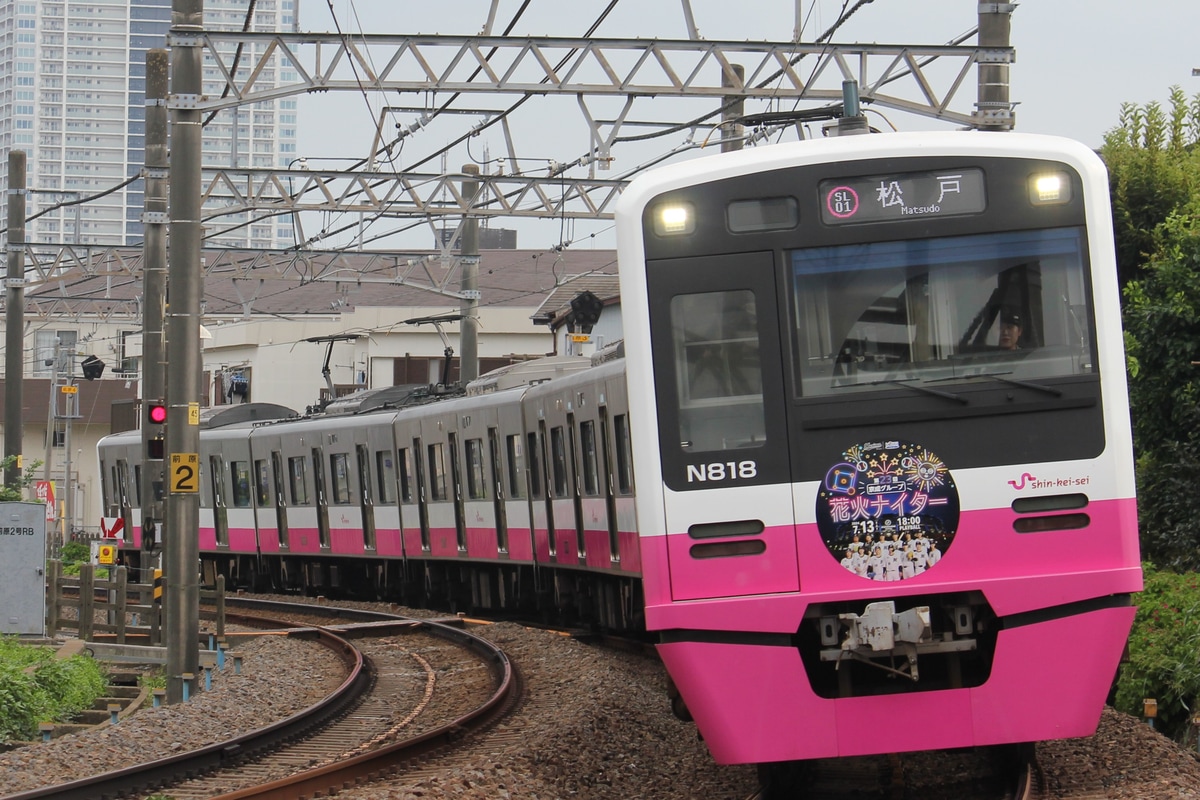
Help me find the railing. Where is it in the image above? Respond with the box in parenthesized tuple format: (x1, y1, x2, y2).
(45, 561, 225, 645)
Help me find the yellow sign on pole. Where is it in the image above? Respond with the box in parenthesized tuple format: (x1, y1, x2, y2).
(60, 385, 78, 394)
(188, 402, 200, 426)
(169, 453, 200, 493)
(98, 544, 116, 565)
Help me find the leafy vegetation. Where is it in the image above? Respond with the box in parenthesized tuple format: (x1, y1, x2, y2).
(0, 637, 107, 743)
(1115, 566, 1200, 745)
(1103, 88, 1200, 571)
(0, 455, 44, 503)
(58, 540, 91, 577)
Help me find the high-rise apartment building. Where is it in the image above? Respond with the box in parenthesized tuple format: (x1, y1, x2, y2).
(0, 0, 298, 248)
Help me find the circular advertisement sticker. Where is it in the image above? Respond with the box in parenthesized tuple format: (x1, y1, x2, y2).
(815, 441, 959, 581)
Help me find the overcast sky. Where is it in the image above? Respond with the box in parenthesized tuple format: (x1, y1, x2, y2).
(292, 1, 1200, 250)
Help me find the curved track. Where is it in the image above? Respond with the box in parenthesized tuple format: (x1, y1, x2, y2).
(0, 600, 516, 800)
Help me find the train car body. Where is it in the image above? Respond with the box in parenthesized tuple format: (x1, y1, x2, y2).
(613, 131, 1141, 766)
(96, 129, 1139, 776)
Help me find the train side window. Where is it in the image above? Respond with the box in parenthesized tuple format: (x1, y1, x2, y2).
(210, 457, 227, 509)
(505, 434, 525, 499)
(465, 438, 486, 500)
(397, 447, 414, 503)
(526, 432, 543, 499)
(550, 426, 569, 498)
(376, 450, 397, 504)
(254, 459, 270, 506)
(670, 289, 766, 452)
(330, 453, 352, 504)
(271, 452, 287, 507)
(427, 442, 447, 501)
(614, 413, 633, 495)
(580, 420, 599, 496)
(231, 461, 252, 508)
(288, 456, 309, 505)
(115, 460, 130, 505)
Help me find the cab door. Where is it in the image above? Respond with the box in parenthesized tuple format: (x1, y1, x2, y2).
(646, 251, 798, 600)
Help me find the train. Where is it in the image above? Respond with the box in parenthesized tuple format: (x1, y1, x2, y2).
(100, 130, 1141, 781)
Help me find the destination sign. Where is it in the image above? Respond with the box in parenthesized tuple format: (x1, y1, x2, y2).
(819, 168, 986, 225)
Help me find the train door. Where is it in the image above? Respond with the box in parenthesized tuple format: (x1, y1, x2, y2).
(208, 455, 229, 547)
(114, 458, 134, 546)
(311, 446, 331, 549)
(598, 406, 620, 563)
(537, 421, 556, 560)
(487, 427, 509, 554)
(411, 437, 431, 551)
(356, 443, 377, 551)
(566, 412, 586, 561)
(645, 251, 798, 600)
(448, 431, 467, 551)
(270, 450, 289, 549)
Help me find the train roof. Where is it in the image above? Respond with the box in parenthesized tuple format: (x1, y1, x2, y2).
(320, 382, 466, 416)
(465, 355, 593, 396)
(199, 403, 299, 429)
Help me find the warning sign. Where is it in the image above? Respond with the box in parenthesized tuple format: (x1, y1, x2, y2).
(101, 517, 125, 539)
(97, 544, 116, 565)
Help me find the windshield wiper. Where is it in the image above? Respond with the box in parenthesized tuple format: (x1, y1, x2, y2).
(835, 377, 967, 404)
(955, 371, 1064, 397)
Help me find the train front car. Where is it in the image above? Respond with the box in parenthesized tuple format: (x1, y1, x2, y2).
(614, 131, 1141, 768)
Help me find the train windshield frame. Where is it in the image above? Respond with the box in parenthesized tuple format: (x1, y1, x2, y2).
(789, 226, 1096, 399)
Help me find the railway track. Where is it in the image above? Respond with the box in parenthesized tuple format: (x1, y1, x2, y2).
(757, 744, 1036, 800)
(0, 600, 516, 800)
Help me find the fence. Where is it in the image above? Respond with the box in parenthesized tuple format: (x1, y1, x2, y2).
(45, 561, 225, 645)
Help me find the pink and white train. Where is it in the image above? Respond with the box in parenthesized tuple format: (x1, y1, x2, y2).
(100, 131, 1141, 777)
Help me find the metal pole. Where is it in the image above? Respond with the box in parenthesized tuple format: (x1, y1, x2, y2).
(166, 0, 203, 704)
(721, 64, 745, 153)
(977, 2, 1014, 131)
(459, 164, 481, 384)
(4, 151, 26, 489)
(142, 49, 169, 558)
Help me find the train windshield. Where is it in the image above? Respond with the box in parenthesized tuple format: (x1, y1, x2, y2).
(790, 227, 1095, 398)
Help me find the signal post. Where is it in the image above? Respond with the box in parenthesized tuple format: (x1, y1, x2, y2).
(165, 0, 204, 704)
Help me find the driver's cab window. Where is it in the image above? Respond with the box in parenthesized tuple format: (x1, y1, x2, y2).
(793, 228, 1094, 398)
(670, 289, 766, 452)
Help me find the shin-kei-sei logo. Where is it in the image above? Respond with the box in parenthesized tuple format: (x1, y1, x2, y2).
(1009, 473, 1092, 491)
(1007, 473, 1037, 490)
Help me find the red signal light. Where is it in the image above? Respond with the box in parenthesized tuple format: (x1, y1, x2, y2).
(147, 402, 167, 425)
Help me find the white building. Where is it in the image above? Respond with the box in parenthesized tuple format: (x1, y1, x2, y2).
(0, 0, 298, 248)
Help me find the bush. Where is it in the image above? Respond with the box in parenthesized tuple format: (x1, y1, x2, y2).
(1115, 564, 1200, 744)
(0, 637, 107, 743)
(58, 541, 91, 577)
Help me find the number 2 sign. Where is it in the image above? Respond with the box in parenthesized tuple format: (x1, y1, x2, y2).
(170, 452, 200, 494)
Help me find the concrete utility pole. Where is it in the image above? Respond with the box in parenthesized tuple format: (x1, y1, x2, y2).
(721, 64, 745, 153)
(977, 2, 1014, 130)
(4, 151, 26, 489)
(166, 0, 203, 705)
(459, 164, 481, 384)
(141, 49, 169, 560)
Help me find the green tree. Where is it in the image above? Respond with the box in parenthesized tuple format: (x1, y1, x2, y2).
(1122, 204, 1200, 568)
(1101, 88, 1200, 568)
(0, 456, 43, 503)
(1101, 87, 1200, 286)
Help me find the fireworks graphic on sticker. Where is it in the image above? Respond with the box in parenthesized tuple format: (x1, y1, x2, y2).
(903, 449, 948, 494)
(815, 440, 961, 583)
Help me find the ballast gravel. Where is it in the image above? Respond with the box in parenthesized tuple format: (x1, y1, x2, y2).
(1, 604, 1199, 799)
